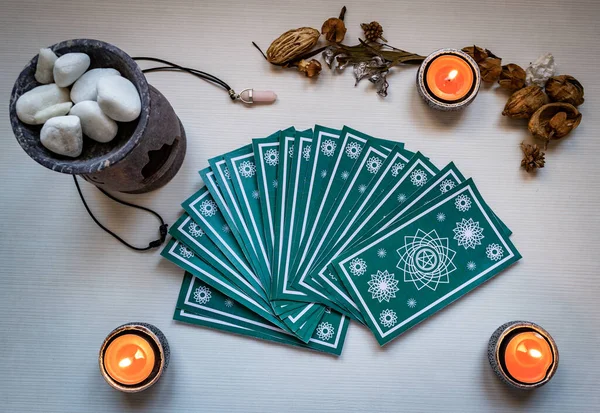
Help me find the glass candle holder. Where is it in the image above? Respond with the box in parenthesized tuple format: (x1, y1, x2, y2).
(99, 322, 170, 393)
(417, 48, 481, 111)
(488, 321, 559, 390)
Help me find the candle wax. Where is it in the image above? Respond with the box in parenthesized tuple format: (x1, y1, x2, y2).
(504, 331, 553, 384)
(104, 334, 156, 385)
(426, 55, 474, 101)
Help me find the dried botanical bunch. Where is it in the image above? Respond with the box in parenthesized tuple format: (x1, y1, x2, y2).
(498, 63, 526, 91)
(502, 85, 549, 119)
(361, 21, 387, 43)
(322, 6, 347, 43)
(528, 102, 582, 148)
(545, 75, 584, 106)
(266, 27, 321, 65)
(298, 59, 322, 78)
(323, 41, 424, 96)
(462, 45, 502, 82)
(520, 143, 546, 172)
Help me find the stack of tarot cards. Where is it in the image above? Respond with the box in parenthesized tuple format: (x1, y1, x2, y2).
(162, 125, 521, 356)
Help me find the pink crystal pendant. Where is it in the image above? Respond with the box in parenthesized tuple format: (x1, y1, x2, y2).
(237, 88, 277, 104)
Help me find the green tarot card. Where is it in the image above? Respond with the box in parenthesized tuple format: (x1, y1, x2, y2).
(308, 145, 413, 277)
(162, 239, 288, 330)
(182, 186, 266, 294)
(169, 213, 270, 306)
(281, 302, 326, 341)
(175, 273, 350, 355)
(333, 179, 522, 346)
(200, 164, 258, 274)
(272, 128, 321, 302)
(309, 152, 440, 316)
(252, 130, 285, 261)
(292, 126, 377, 295)
(288, 125, 344, 278)
(225, 145, 273, 289)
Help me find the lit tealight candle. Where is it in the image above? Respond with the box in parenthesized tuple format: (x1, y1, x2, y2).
(488, 321, 558, 390)
(504, 331, 553, 384)
(417, 49, 481, 111)
(99, 323, 169, 393)
(103, 334, 156, 386)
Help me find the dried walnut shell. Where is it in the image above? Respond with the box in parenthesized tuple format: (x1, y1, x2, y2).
(322, 18, 346, 43)
(528, 102, 582, 147)
(266, 27, 320, 65)
(545, 75, 584, 106)
(502, 85, 549, 119)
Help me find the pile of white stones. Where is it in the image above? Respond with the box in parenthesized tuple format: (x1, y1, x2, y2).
(16, 48, 142, 158)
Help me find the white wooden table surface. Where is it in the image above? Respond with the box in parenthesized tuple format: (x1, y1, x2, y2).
(1, 0, 599, 411)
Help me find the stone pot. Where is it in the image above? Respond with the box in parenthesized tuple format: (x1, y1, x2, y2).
(9, 39, 186, 193)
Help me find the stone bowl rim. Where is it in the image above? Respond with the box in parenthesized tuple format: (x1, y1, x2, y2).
(9, 38, 150, 174)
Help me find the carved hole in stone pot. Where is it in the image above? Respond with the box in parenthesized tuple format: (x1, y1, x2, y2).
(141, 137, 179, 179)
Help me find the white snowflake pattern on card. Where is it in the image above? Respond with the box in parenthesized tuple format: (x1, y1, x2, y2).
(189, 222, 204, 238)
(440, 179, 456, 193)
(340, 170, 350, 180)
(397, 193, 407, 203)
(410, 169, 428, 187)
(486, 243, 504, 261)
(436, 212, 446, 222)
(466, 261, 477, 271)
(199, 200, 218, 217)
(272, 179, 278, 188)
(453, 218, 484, 249)
(179, 245, 194, 259)
(238, 161, 256, 178)
(223, 166, 231, 180)
(316, 322, 335, 341)
(377, 248, 387, 258)
(193, 286, 211, 304)
(366, 156, 383, 174)
(455, 194, 472, 212)
(368, 270, 399, 302)
(348, 258, 367, 276)
(379, 309, 398, 328)
(407, 298, 417, 308)
(302, 145, 311, 161)
(252, 189, 260, 199)
(264, 149, 279, 166)
(397, 229, 457, 291)
(345, 141, 362, 159)
(320, 169, 328, 178)
(222, 224, 231, 234)
(391, 162, 405, 177)
(288, 144, 294, 158)
(321, 140, 337, 157)
(358, 184, 367, 194)
(224, 298, 234, 308)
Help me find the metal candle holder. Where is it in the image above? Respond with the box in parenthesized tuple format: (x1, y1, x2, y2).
(416, 48, 481, 111)
(99, 322, 170, 393)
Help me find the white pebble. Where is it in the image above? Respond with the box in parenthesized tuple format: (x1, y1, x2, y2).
(16, 83, 71, 125)
(70, 68, 121, 103)
(97, 76, 141, 122)
(70, 101, 118, 143)
(34, 48, 58, 84)
(33, 101, 73, 124)
(40, 116, 83, 158)
(53, 53, 91, 87)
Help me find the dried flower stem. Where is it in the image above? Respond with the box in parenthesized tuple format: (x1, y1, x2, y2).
(339, 6, 347, 20)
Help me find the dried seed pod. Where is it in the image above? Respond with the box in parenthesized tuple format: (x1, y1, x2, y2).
(266, 27, 320, 65)
(480, 57, 502, 82)
(361, 21, 387, 43)
(322, 17, 346, 43)
(498, 63, 526, 91)
(502, 85, 549, 119)
(462, 45, 488, 63)
(520, 142, 546, 173)
(545, 75, 584, 106)
(298, 59, 322, 78)
(528, 102, 582, 148)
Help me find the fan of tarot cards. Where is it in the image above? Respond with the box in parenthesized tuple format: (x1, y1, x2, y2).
(162, 125, 521, 356)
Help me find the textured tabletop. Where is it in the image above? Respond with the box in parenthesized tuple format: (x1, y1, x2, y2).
(1, 0, 599, 411)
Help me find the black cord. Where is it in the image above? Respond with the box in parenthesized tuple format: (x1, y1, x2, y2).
(71, 56, 234, 252)
(73, 175, 168, 251)
(132, 56, 237, 99)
